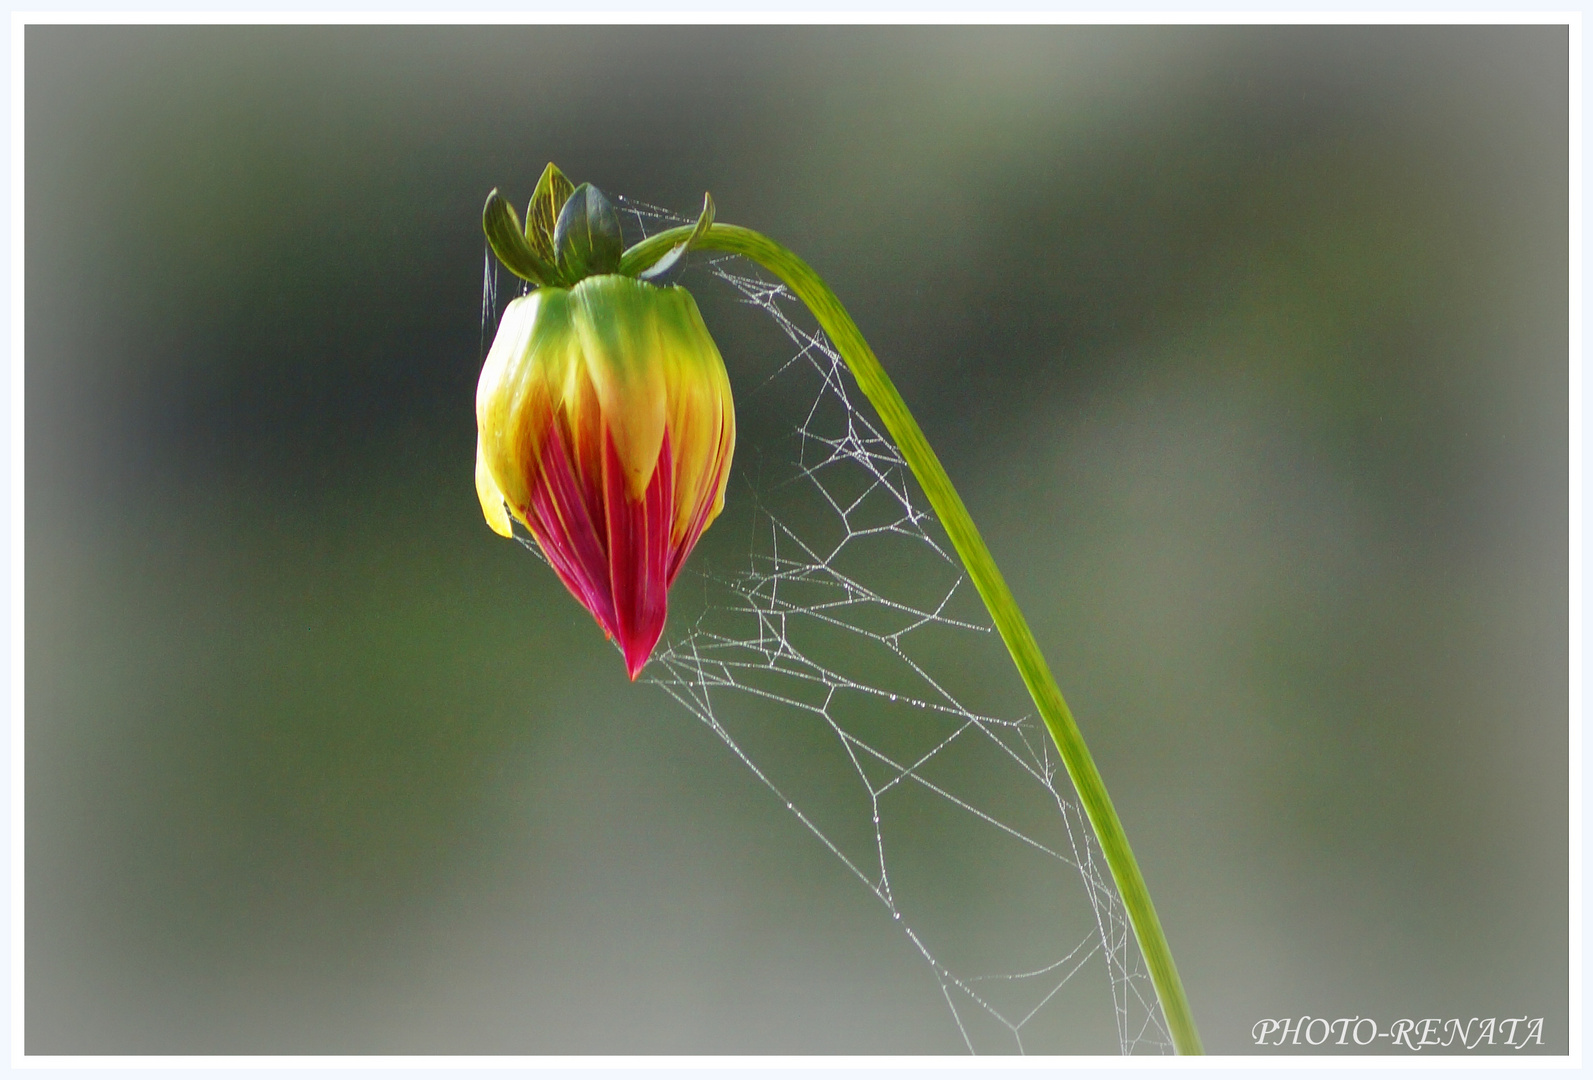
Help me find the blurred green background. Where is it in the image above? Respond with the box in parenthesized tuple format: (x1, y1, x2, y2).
(25, 26, 1567, 1054)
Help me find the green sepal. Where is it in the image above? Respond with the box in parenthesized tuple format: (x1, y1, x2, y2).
(554, 183, 624, 281)
(637, 192, 715, 282)
(482, 189, 561, 286)
(525, 162, 575, 266)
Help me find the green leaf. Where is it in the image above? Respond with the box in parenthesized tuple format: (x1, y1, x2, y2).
(637, 192, 715, 282)
(554, 183, 623, 280)
(525, 162, 575, 265)
(482, 189, 560, 286)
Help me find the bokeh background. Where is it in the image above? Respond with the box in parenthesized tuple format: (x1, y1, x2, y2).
(25, 25, 1568, 1054)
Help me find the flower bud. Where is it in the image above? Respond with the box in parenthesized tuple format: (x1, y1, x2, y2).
(475, 274, 735, 679)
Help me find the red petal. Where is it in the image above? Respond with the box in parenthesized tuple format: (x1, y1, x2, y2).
(605, 431, 673, 680)
(519, 407, 692, 681)
(523, 410, 619, 640)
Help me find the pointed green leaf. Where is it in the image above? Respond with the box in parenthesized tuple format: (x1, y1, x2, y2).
(554, 183, 623, 280)
(482, 189, 560, 286)
(525, 162, 575, 265)
(637, 192, 716, 282)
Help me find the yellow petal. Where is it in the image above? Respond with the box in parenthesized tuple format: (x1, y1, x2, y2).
(476, 293, 543, 418)
(657, 286, 735, 538)
(477, 291, 556, 518)
(568, 275, 668, 499)
(475, 434, 513, 538)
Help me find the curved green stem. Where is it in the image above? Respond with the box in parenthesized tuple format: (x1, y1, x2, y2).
(623, 223, 1203, 1055)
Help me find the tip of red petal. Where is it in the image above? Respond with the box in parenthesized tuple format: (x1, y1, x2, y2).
(622, 638, 653, 681)
(618, 615, 664, 680)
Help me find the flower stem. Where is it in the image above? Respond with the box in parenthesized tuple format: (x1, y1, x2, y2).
(620, 223, 1203, 1055)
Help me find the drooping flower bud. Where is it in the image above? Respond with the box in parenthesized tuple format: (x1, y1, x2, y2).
(475, 168, 733, 678)
(475, 272, 735, 679)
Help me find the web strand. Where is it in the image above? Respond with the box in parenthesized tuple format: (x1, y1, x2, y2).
(488, 201, 1174, 1053)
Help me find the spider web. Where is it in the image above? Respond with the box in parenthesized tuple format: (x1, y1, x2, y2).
(483, 202, 1173, 1055)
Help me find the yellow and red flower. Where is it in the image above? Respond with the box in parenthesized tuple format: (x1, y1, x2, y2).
(474, 271, 735, 679)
